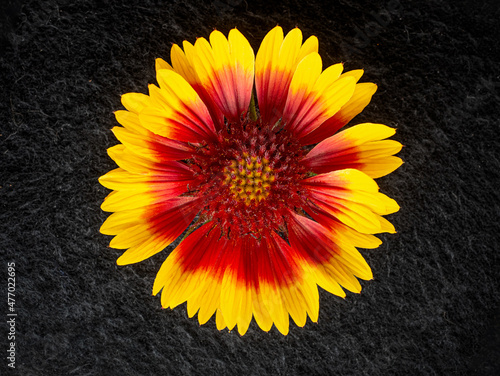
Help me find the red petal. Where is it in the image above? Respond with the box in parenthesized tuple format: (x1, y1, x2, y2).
(147, 197, 201, 242)
(287, 210, 341, 264)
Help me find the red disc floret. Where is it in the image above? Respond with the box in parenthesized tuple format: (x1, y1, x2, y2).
(188, 118, 310, 239)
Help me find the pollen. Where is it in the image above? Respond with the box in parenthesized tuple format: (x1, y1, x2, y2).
(223, 155, 274, 205)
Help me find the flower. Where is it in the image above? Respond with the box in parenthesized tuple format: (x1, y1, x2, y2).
(99, 26, 402, 335)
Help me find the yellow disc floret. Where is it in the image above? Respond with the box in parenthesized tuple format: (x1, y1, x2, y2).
(223, 153, 275, 205)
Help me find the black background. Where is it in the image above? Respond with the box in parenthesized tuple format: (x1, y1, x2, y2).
(1, 0, 499, 375)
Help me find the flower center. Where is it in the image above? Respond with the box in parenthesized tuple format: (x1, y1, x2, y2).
(191, 119, 310, 237)
(223, 154, 275, 205)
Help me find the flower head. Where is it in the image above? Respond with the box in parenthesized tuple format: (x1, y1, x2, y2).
(100, 26, 402, 335)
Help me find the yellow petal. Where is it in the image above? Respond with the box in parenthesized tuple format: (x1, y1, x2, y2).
(155, 57, 173, 72)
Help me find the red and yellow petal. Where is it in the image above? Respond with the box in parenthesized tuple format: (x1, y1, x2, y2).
(106, 144, 184, 175)
(168, 42, 225, 129)
(99, 143, 197, 213)
(139, 69, 217, 143)
(99, 158, 195, 190)
(300, 81, 378, 145)
(153, 224, 319, 335)
(310, 210, 383, 250)
(302, 169, 399, 234)
(111, 125, 193, 162)
(255, 26, 319, 125)
(189, 29, 255, 123)
(302, 123, 403, 178)
(113, 98, 195, 161)
(281, 54, 357, 140)
(101, 197, 201, 265)
(287, 211, 373, 295)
